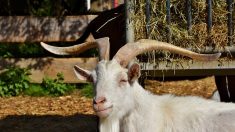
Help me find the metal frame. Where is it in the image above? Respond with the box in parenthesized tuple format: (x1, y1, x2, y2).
(126, 0, 235, 77)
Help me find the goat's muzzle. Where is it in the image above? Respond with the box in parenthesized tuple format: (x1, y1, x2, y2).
(93, 96, 113, 118)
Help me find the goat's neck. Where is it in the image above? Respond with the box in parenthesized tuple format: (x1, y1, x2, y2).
(99, 118, 119, 132)
(133, 81, 155, 105)
(118, 82, 157, 132)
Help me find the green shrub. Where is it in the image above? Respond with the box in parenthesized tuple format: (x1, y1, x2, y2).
(24, 84, 47, 96)
(30, 0, 52, 16)
(0, 67, 76, 97)
(41, 73, 75, 96)
(78, 83, 93, 98)
(0, 67, 31, 97)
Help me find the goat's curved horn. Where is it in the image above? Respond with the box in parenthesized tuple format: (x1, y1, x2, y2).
(113, 39, 221, 67)
(40, 37, 110, 60)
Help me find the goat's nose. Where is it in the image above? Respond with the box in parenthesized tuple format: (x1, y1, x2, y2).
(93, 96, 106, 104)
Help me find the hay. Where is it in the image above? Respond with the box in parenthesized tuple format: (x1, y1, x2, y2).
(144, 76, 217, 99)
(130, 0, 231, 52)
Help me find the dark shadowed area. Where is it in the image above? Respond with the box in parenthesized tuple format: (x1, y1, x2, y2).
(0, 114, 98, 132)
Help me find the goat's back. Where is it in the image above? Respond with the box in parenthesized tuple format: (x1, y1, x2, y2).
(123, 93, 235, 132)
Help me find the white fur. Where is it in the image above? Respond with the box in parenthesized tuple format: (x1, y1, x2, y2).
(76, 60, 235, 132)
(211, 90, 221, 101)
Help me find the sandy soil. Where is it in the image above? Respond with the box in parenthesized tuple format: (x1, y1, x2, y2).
(0, 77, 217, 132)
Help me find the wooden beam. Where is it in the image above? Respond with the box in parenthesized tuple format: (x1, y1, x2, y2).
(0, 58, 98, 83)
(0, 16, 97, 42)
(1, 57, 235, 83)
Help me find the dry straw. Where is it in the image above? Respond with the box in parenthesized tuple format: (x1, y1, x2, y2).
(130, 0, 232, 54)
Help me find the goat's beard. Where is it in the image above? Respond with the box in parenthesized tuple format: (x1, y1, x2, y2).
(99, 117, 120, 132)
(98, 105, 134, 132)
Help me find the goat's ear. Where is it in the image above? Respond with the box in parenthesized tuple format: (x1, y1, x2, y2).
(74, 65, 93, 82)
(128, 63, 141, 84)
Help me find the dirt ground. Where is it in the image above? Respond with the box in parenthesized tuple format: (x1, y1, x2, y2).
(0, 77, 217, 132)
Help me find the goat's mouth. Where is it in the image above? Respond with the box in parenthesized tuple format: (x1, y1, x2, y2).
(94, 105, 113, 118)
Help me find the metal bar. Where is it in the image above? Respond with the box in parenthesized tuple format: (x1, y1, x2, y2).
(86, 0, 91, 10)
(126, 0, 134, 43)
(112, 0, 115, 8)
(141, 60, 235, 70)
(227, 0, 233, 46)
(146, 0, 151, 38)
(166, 0, 171, 42)
(140, 60, 235, 77)
(207, 0, 212, 34)
(111, 0, 115, 8)
(142, 69, 235, 77)
(186, 0, 192, 35)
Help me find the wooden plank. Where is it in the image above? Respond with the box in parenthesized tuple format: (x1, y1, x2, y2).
(1, 57, 235, 83)
(0, 16, 97, 42)
(0, 58, 98, 83)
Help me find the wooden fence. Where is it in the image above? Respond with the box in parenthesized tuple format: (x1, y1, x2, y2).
(0, 16, 98, 83)
(1, 15, 235, 83)
(0, 16, 97, 42)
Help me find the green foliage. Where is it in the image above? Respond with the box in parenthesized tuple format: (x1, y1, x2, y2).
(23, 74, 76, 97)
(30, 0, 53, 16)
(0, 43, 45, 58)
(18, 43, 45, 57)
(0, 44, 15, 58)
(24, 84, 47, 97)
(0, 67, 76, 97)
(78, 83, 93, 98)
(41, 73, 75, 96)
(0, 67, 31, 97)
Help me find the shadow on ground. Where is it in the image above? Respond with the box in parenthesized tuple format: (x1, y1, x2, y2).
(0, 114, 98, 132)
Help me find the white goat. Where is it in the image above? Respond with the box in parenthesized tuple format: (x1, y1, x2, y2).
(41, 38, 235, 132)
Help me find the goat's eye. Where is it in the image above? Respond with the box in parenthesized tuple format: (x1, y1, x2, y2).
(120, 79, 127, 83)
(119, 79, 128, 85)
(118, 73, 128, 86)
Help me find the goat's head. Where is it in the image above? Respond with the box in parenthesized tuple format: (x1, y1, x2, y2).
(41, 38, 221, 119)
(74, 59, 140, 119)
